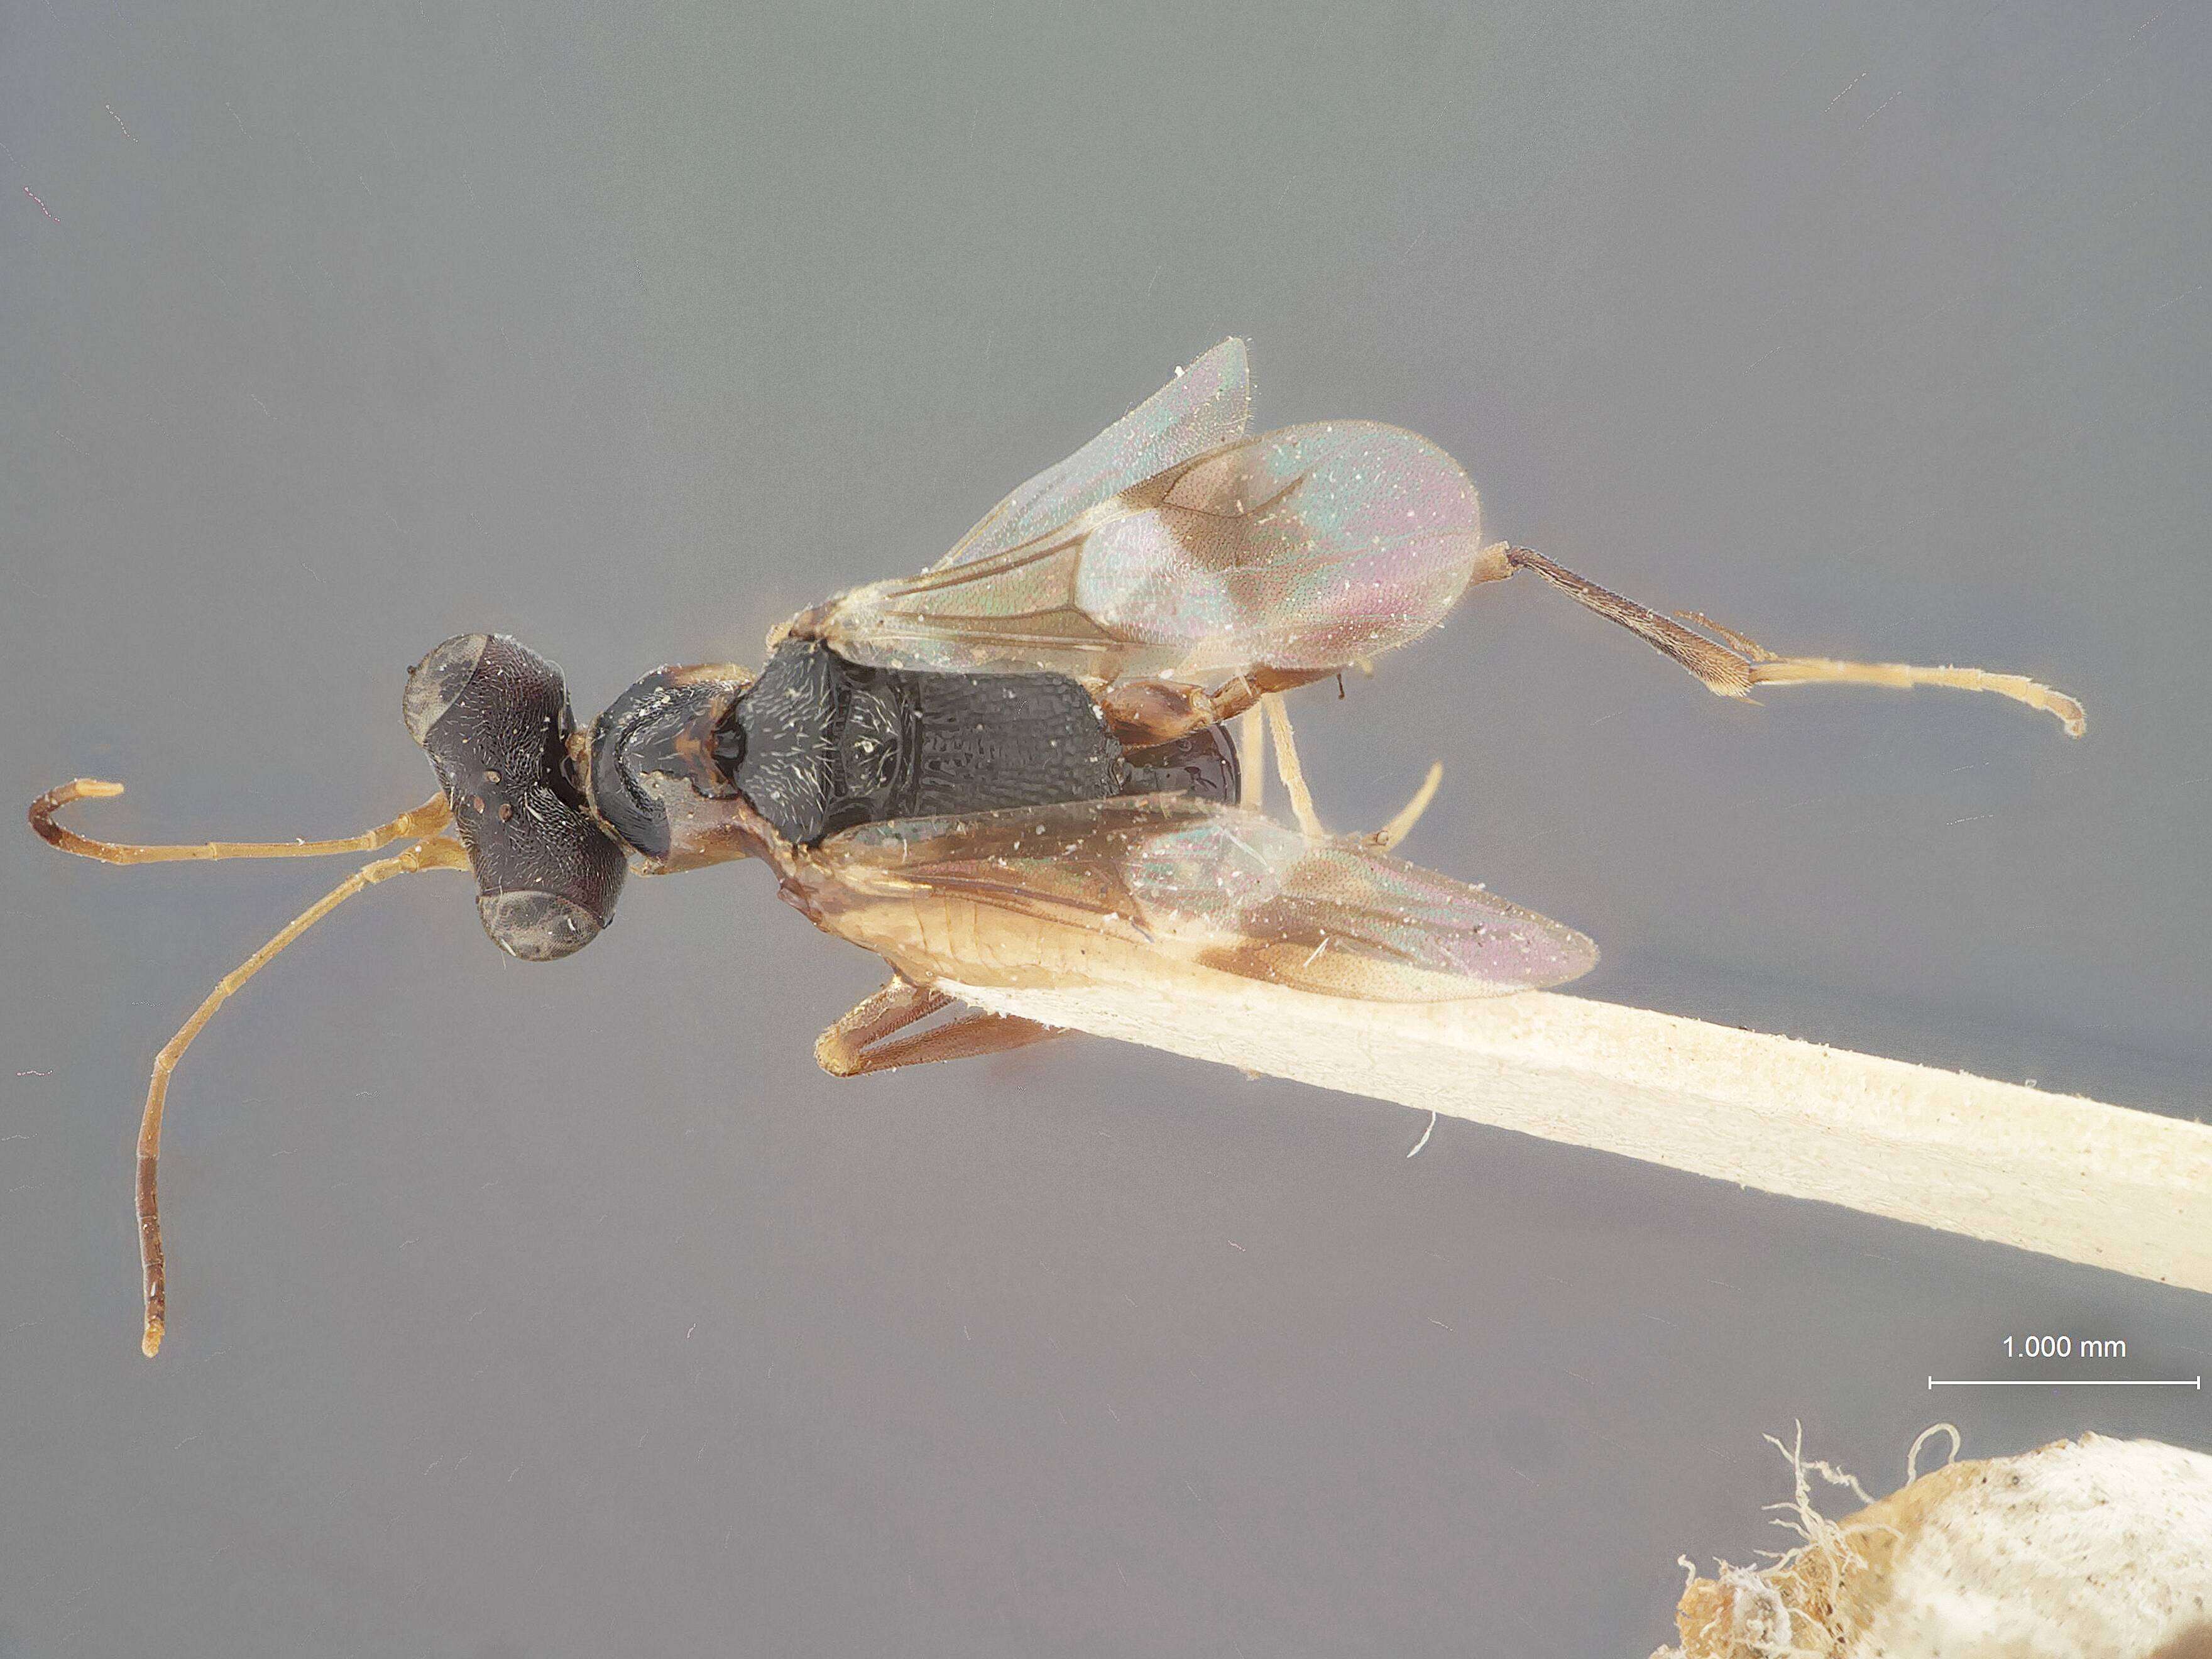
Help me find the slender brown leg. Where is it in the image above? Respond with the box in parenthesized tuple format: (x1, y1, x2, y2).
(133, 833, 472, 1356)
(1098, 667, 1332, 746)
(815, 977, 1063, 1078)
(1504, 547, 2087, 736)
(815, 978, 950, 1075)
(836, 1011, 1065, 1075)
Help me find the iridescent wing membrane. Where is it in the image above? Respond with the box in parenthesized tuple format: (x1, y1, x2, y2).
(793, 339, 1496, 686)
(790, 343, 1594, 1006)
(802, 795, 1596, 1003)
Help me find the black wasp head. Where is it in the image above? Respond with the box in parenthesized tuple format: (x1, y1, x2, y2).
(404, 633, 627, 961)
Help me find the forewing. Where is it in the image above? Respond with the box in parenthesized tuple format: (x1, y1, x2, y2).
(809, 796, 1595, 1004)
(936, 337, 1252, 572)
(809, 420, 1487, 684)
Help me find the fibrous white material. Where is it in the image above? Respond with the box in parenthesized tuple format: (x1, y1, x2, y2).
(1658, 1434, 2212, 1659)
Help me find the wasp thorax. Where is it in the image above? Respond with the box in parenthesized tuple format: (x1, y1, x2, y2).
(404, 633, 626, 961)
(586, 665, 758, 872)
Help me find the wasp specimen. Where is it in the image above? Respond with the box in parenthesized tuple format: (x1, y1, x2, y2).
(31, 339, 2086, 1355)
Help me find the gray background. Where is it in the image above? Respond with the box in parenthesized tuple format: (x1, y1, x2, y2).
(4, 2, 2208, 1654)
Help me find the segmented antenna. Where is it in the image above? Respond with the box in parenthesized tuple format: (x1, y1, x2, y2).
(30, 780, 468, 1355)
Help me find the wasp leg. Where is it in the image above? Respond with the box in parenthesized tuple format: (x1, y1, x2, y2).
(831, 1010, 1064, 1075)
(1098, 667, 1331, 746)
(815, 977, 1063, 1078)
(1369, 762, 1444, 851)
(1260, 694, 1327, 841)
(815, 977, 948, 1073)
(1673, 610, 1777, 661)
(1237, 704, 1266, 812)
(1504, 547, 2086, 736)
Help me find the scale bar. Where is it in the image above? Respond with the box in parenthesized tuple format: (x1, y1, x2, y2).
(1928, 1376, 2201, 1389)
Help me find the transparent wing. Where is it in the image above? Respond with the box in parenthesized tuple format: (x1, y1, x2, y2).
(802, 795, 1596, 1004)
(936, 336, 1252, 571)
(802, 419, 1488, 685)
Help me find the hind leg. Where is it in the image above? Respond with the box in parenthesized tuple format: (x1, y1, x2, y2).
(1504, 548, 2086, 736)
(815, 977, 1064, 1078)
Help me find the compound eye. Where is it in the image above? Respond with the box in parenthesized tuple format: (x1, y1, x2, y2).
(478, 890, 604, 961)
(403, 633, 491, 746)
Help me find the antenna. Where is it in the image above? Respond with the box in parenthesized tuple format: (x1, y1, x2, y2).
(30, 780, 469, 1355)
